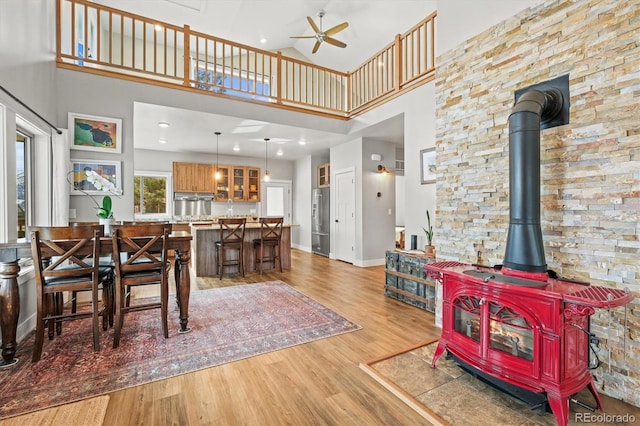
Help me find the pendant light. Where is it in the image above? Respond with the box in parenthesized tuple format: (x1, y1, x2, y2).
(263, 137, 270, 182)
(214, 131, 221, 180)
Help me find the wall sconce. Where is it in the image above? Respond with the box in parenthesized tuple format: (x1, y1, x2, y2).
(377, 164, 390, 174)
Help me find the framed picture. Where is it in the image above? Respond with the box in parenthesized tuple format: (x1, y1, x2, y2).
(420, 148, 436, 184)
(69, 112, 122, 153)
(70, 159, 122, 195)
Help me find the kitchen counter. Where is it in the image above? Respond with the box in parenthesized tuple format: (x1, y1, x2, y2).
(190, 223, 292, 277)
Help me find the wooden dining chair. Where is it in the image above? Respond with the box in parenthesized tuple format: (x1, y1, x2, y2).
(69, 221, 114, 325)
(118, 221, 172, 307)
(253, 217, 284, 274)
(110, 223, 172, 348)
(30, 224, 113, 362)
(215, 218, 246, 279)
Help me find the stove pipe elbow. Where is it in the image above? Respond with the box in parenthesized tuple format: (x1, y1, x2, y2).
(503, 89, 563, 274)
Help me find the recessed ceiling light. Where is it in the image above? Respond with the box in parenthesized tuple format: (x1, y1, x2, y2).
(155, 24, 163, 32)
(158, 121, 170, 128)
(233, 145, 240, 151)
(277, 148, 283, 156)
(298, 139, 306, 145)
(159, 139, 167, 144)
(260, 37, 267, 44)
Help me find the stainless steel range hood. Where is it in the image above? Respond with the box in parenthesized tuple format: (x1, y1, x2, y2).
(174, 192, 213, 218)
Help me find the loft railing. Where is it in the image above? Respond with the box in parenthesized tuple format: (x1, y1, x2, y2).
(56, 0, 435, 118)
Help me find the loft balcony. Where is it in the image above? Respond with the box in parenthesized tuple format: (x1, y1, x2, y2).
(56, 0, 436, 119)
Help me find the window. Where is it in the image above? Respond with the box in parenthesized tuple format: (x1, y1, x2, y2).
(16, 130, 31, 240)
(193, 60, 271, 102)
(134, 171, 172, 218)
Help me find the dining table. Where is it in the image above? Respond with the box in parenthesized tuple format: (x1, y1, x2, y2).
(0, 230, 193, 367)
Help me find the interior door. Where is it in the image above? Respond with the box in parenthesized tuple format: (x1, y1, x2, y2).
(334, 169, 355, 263)
(261, 180, 292, 223)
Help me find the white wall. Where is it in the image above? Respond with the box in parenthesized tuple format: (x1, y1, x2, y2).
(0, 0, 58, 343)
(361, 139, 396, 264)
(348, 84, 436, 251)
(292, 155, 312, 251)
(395, 175, 405, 227)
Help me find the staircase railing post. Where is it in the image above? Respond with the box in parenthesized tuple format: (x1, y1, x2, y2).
(394, 34, 402, 92)
(183, 25, 191, 87)
(276, 51, 283, 104)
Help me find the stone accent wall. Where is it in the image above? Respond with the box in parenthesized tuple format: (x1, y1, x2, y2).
(434, 0, 639, 405)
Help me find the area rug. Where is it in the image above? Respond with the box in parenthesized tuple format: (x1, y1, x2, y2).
(0, 281, 360, 420)
(360, 340, 640, 426)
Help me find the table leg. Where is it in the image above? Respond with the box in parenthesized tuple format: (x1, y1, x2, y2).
(0, 261, 20, 368)
(175, 249, 191, 333)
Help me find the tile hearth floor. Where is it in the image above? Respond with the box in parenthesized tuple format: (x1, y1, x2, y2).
(367, 341, 640, 426)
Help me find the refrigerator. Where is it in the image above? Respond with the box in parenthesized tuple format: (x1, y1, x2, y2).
(311, 188, 330, 256)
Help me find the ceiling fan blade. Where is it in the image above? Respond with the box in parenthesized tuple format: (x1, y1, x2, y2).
(312, 40, 322, 54)
(307, 16, 320, 34)
(324, 22, 349, 37)
(324, 37, 347, 48)
(290, 36, 317, 39)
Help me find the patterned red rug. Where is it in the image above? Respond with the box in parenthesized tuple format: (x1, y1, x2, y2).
(0, 281, 360, 420)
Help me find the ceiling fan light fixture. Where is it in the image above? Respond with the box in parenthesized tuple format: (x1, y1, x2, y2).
(290, 10, 348, 54)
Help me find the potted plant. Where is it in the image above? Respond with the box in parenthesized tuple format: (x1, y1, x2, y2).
(423, 209, 435, 256)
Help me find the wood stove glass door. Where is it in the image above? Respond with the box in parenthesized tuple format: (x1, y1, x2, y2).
(454, 296, 481, 342)
(487, 301, 534, 361)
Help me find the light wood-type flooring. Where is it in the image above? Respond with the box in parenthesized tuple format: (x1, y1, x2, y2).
(99, 248, 440, 425)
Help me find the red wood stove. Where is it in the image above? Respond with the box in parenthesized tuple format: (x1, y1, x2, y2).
(425, 261, 633, 426)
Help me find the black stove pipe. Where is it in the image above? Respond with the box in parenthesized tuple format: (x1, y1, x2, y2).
(503, 89, 563, 273)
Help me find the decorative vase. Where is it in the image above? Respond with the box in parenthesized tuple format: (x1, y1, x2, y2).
(424, 245, 435, 257)
(99, 217, 115, 236)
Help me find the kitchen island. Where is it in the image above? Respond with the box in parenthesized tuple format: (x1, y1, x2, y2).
(190, 222, 292, 276)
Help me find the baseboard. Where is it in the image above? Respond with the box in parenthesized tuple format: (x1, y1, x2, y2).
(354, 258, 386, 267)
(291, 243, 311, 252)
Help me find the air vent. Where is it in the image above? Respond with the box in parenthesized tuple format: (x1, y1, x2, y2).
(395, 159, 405, 175)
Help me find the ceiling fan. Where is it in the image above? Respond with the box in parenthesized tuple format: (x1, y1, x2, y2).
(290, 11, 349, 54)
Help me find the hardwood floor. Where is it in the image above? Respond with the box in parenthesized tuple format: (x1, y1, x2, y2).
(104, 249, 441, 425)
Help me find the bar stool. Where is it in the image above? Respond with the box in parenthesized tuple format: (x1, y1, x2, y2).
(215, 218, 246, 279)
(253, 217, 284, 274)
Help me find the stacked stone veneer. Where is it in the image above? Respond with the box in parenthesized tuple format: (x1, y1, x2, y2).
(434, 0, 639, 406)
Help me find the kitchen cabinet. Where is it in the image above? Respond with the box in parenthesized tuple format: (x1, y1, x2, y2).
(231, 166, 246, 201)
(230, 166, 261, 202)
(214, 166, 260, 202)
(247, 168, 260, 202)
(175, 162, 260, 201)
(173, 162, 214, 193)
(318, 163, 330, 188)
(214, 165, 230, 201)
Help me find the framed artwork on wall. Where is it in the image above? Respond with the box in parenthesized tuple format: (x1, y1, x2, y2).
(69, 112, 122, 153)
(70, 159, 122, 195)
(420, 147, 436, 184)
